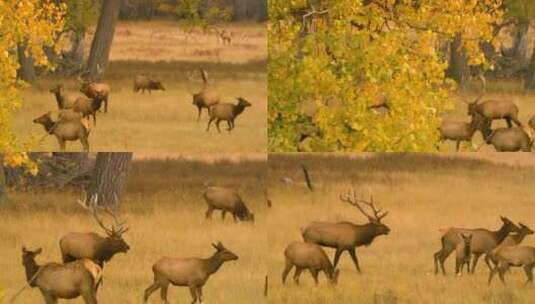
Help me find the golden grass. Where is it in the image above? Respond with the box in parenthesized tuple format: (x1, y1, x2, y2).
(13, 20, 266, 152)
(267, 153, 535, 304)
(0, 157, 268, 304)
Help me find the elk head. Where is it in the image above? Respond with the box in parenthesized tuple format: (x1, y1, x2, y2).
(212, 242, 238, 261)
(339, 188, 390, 236)
(518, 222, 534, 236)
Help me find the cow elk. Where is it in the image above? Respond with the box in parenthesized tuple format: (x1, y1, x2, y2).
(466, 97, 522, 128)
(133, 75, 165, 94)
(485, 223, 534, 269)
(60, 195, 130, 267)
(49, 85, 84, 110)
(301, 188, 390, 272)
(488, 245, 535, 285)
(80, 81, 110, 113)
(206, 97, 251, 133)
(433, 216, 519, 275)
(485, 127, 532, 152)
(186, 69, 221, 121)
(203, 186, 254, 222)
(455, 234, 472, 276)
(282, 241, 339, 285)
(72, 95, 105, 125)
(439, 114, 490, 151)
(143, 242, 238, 304)
(21, 247, 102, 304)
(33, 111, 90, 151)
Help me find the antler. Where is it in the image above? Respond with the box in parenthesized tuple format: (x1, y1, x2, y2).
(76, 192, 129, 237)
(199, 68, 208, 84)
(339, 187, 388, 221)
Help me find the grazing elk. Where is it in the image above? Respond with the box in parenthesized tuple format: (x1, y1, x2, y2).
(21, 247, 102, 304)
(143, 242, 238, 304)
(60, 195, 130, 267)
(203, 186, 254, 222)
(455, 234, 472, 276)
(33, 111, 90, 151)
(488, 245, 535, 285)
(484, 127, 532, 152)
(133, 75, 165, 94)
(434, 216, 520, 275)
(206, 97, 251, 133)
(50, 84, 84, 110)
(72, 95, 105, 125)
(466, 96, 522, 128)
(301, 188, 390, 272)
(439, 114, 490, 151)
(485, 223, 534, 269)
(80, 81, 110, 113)
(186, 69, 221, 121)
(282, 241, 339, 285)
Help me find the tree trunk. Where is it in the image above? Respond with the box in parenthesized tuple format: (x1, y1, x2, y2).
(524, 38, 535, 90)
(0, 154, 6, 203)
(446, 33, 470, 88)
(86, 152, 132, 208)
(86, 0, 123, 81)
(512, 22, 531, 68)
(17, 43, 36, 82)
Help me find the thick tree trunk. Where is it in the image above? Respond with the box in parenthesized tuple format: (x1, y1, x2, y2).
(524, 38, 535, 90)
(86, 152, 132, 208)
(0, 154, 6, 203)
(86, 0, 123, 81)
(17, 43, 36, 82)
(446, 33, 470, 88)
(512, 22, 531, 67)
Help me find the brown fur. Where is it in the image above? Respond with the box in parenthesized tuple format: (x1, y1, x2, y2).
(80, 82, 110, 113)
(282, 241, 339, 285)
(59, 232, 130, 267)
(21, 247, 101, 304)
(49, 85, 85, 110)
(203, 186, 254, 222)
(33, 111, 90, 151)
(486, 223, 534, 269)
(488, 245, 535, 285)
(72, 96, 105, 125)
(439, 114, 490, 151)
(133, 75, 165, 94)
(485, 127, 532, 152)
(467, 98, 522, 128)
(206, 97, 251, 133)
(143, 242, 238, 304)
(192, 88, 221, 121)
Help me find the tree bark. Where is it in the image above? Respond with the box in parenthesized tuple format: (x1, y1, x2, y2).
(86, 0, 123, 81)
(0, 154, 6, 203)
(446, 33, 470, 88)
(86, 152, 132, 208)
(17, 43, 36, 82)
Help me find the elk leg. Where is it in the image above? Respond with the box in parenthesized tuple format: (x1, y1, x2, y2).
(81, 136, 89, 152)
(197, 287, 203, 303)
(498, 264, 508, 285)
(484, 254, 495, 272)
(216, 119, 222, 133)
(197, 106, 202, 122)
(470, 253, 482, 274)
(221, 210, 226, 220)
(456, 140, 460, 152)
(332, 249, 343, 269)
(348, 248, 361, 272)
(189, 285, 198, 304)
(92, 113, 97, 126)
(282, 261, 293, 284)
(104, 97, 108, 113)
(143, 281, 161, 303)
(81, 288, 97, 304)
(57, 138, 66, 151)
(205, 206, 214, 219)
(488, 266, 498, 285)
(524, 264, 534, 284)
(232, 212, 238, 222)
(227, 120, 232, 132)
(206, 117, 215, 131)
(293, 267, 304, 285)
(160, 283, 169, 304)
(42, 293, 57, 304)
(505, 117, 512, 128)
(309, 269, 319, 285)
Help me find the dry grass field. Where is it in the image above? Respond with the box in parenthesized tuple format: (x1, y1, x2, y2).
(13, 21, 267, 152)
(0, 156, 268, 303)
(267, 153, 535, 304)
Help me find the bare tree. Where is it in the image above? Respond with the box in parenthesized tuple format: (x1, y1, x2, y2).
(86, 0, 124, 81)
(85, 152, 132, 208)
(446, 34, 470, 88)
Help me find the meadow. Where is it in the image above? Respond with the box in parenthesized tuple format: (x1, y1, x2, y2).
(0, 155, 268, 303)
(13, 21, 267, 152)
(267, 153, 535, 304)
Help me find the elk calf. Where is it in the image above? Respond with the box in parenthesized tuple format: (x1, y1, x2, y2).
(488, 245, 535, 285)
(282, 241, 339, 285)
(133, 75, 165, 94)
(485, 127, 532, 152)
(206, 97, 251, 133)
(455, 234, 472, 276)
(203, 186, 254, 222)
(33, 111, 90, 151)
(80, 82, 110, 113)
(143, 242, 238, 304)
(21, 247, 102, 304)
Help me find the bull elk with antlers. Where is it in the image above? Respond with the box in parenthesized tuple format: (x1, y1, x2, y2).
(301, 188, 390, 272)
(59, 195, 130, 267)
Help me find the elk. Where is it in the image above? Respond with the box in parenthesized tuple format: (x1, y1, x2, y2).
(133, 75, 165, 94)
(33, 111, 90, 151)
(186, 69, 221, 121)
(466, 97, 522, 128)
(80, 81, 110, 113)
(219, 30, 232, 45)
(203, 186, 254, 222)
(49, 84, 84, 110)
(21, 247, 102, 304)
(484, 127, 532, 152)
(485, 223, 534, 269)
(59, 195, 130, 267)
(455, 234, 472, 276)
(433, 216, 520, 275)
(488, 245, 535, 285)
(301, 188, 390, 272)
(72, 95, 105, 125)
(282, 241, 339, 285)
(206, 97, 251, 133)
(143, 242, 238, 304)
(439, 114, 490, 151)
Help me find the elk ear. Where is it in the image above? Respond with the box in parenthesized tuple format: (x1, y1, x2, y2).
(211, 243, 219, 251)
